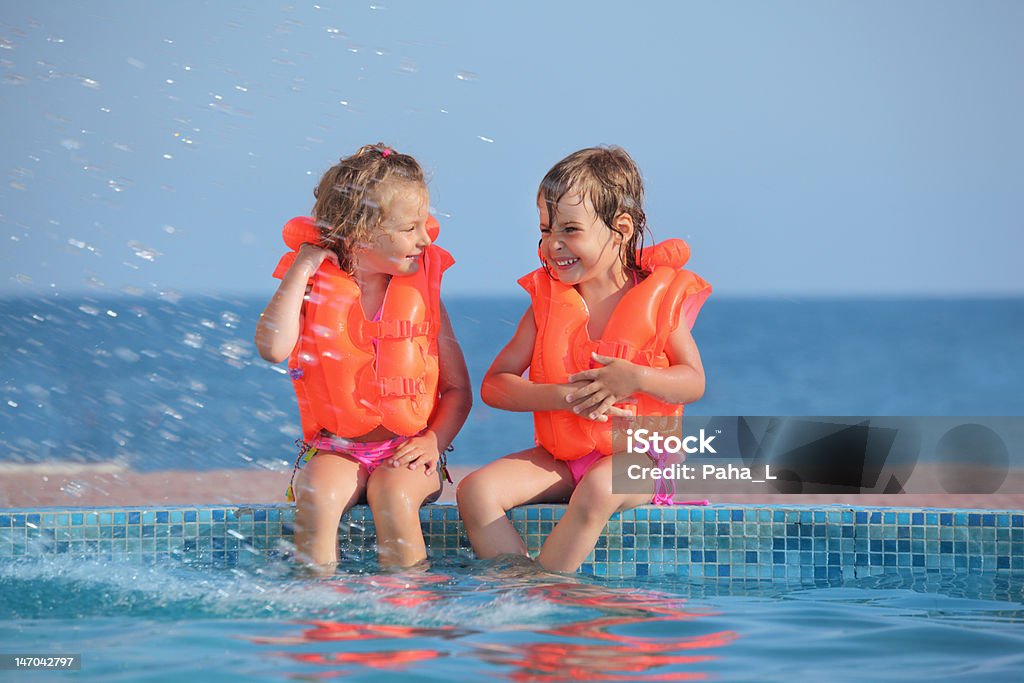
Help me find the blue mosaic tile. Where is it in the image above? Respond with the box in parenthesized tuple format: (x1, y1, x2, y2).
(2, 503, 1022, 578)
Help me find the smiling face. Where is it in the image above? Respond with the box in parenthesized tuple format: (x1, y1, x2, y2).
(538, 192, 626, 286)
(354, 182, 432, 277)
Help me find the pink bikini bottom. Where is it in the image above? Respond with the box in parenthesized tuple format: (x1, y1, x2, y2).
(565, 450, 709, 507)
(285, 431, 416, 502)
(313, 431, 410, 473)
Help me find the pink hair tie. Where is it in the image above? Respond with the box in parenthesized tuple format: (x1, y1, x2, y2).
(380, 148, 393, 158)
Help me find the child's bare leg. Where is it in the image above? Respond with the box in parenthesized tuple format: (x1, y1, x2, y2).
(365, 464, 442, 568)
(293, 453, 366, 571)
(457, 446, 574, 559)
(537, 453, 653, 573)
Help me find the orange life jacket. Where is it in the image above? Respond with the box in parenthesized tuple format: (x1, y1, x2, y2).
(519, 239, 711, 460)
(272, 215, 453, 440)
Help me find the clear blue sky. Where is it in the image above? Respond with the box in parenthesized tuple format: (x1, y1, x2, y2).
(2, 1, 1022, 298)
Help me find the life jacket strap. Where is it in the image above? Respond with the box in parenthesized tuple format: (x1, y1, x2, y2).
(370, 319, 431, 339)
(378, 376, 427, 397)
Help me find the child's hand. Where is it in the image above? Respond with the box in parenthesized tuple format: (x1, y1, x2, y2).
(554, 380, 628, 422)
(292, 243, 339, 279)
(565, 352, 645, 421)
(387, 430, 441, 475)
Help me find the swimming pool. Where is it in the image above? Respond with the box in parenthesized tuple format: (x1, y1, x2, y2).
(2, 503, 1023, 681)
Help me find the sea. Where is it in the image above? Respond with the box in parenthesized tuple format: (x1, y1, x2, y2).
(0, 295, 1021, 472)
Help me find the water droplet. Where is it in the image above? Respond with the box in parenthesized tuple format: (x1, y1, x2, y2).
(456, 71, 479, 82)
(61, 480, 87, 497)
(127, 241, 161, 262)
(477, 135, 494, 143)
(114, 348, 139, 362)
(219, 341, 251, 362)
(159, 430, 181, 443)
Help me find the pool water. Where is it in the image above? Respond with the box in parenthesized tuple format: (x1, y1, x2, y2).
(2, 556, 1023, 682)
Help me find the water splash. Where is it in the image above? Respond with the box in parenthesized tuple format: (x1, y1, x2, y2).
(127, 241, 161, 262)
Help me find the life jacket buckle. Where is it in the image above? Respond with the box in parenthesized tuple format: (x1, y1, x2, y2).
(593, 340, 631, 361)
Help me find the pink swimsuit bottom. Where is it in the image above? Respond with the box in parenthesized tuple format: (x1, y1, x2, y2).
(566, 449, 709, 506)
(313, 431, 412, 473)
(285, 429, 437, 502)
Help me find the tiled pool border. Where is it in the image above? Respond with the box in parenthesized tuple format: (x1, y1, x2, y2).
(1, 504, 1022, 579)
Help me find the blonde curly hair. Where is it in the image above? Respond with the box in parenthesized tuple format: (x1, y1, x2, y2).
(312, 143, 426, 273)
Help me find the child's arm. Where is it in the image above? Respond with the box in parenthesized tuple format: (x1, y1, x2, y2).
(566, 322, 706, 420)
(481, 306, 601, 414)
(388, 302, 472, 474)
(254, 244, 338, 364)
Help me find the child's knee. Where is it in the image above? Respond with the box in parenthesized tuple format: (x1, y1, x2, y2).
(294, 476, 337, 512)
(571, 473, 620, 520)
(456, 471, 498, 511)
(365, 479, 417, 516)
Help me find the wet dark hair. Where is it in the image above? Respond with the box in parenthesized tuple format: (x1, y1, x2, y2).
(311, 143, 425, 273)
(538, 146, 648, 280)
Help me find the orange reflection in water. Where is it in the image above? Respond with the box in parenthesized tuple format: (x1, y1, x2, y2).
(248, 576, 738, 680)
(471, 582, 738, 682)
(282, 649, 444, 679)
